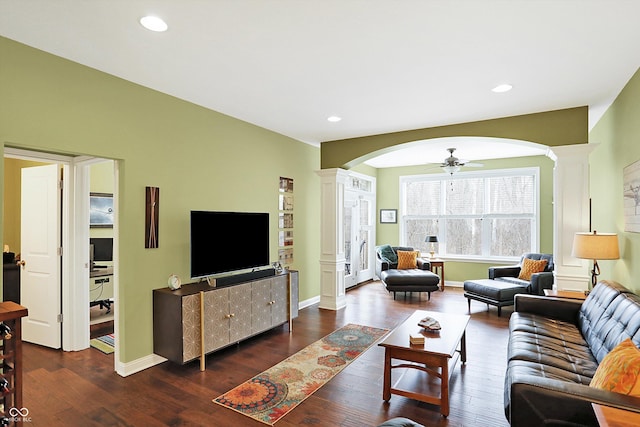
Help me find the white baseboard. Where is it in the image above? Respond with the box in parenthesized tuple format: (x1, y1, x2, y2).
(446, 281, 464, 288)
(116, 353, 166, 377)
(299, 295, 320, 310)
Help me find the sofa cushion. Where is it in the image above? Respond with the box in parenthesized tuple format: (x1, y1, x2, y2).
(376, 244, 397, 263)
(508, 326, 598, 378)
(396, 250, 418, 269)
(518, 258, 547, 281)
(507, 359, 593, 386)
(464, 279, 527, 302)
(494, 276, 531, 287)
(579, 281, 640, 363)
(590, 338, 640, 396)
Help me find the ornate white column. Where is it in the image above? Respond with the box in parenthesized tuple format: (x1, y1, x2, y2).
(316, 168, 349, 310)
(547, 144, 596, 291)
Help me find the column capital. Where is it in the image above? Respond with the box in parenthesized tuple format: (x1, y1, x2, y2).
(547, 143, 596, 162)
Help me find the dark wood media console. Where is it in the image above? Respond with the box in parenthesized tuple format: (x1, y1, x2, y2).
(153, 270, 298, 366)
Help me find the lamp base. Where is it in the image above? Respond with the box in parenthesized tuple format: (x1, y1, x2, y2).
(591, 260, 600, 288)
(429, 251, 435, 259)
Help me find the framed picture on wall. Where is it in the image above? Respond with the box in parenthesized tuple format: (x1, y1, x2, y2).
(624, 158, 640, 232)
(90, 192, 114, 228)
(380, 209, 397, 224)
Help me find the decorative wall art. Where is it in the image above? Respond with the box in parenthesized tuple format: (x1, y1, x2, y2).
(279, 213, 293, 229)
(278, 177, 294, 265)
(278, 248, 294, 265)
(380, 209, 397, 224)
(90, 193, 114, 228)
(145, 186, 159, 248)
(279, 230, 293, 247)
(279, 176, 294, 193)
(279, 194, 294, 211)
(624, 159, 640, 233)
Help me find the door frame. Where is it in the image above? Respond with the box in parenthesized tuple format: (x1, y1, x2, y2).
(4, 148, 118, 364)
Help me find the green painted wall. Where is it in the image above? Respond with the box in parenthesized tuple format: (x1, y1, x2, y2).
(589, 67, 640, 293)
(0, 37, 321, 363)
(374, 155, 555, 282)
(321, 107, 588, 169)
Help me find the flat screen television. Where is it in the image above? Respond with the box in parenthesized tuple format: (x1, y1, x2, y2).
(190, 211, 270, 279)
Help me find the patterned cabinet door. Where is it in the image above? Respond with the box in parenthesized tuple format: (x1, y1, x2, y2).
(251, 279, 271, 334)
(205, 288, 231, 352)
(182, 294, 202, 362)
(271, 275, 289, 326)
(229, 283, 252, 342)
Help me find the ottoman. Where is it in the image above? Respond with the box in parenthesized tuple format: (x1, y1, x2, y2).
(380, 269, 440, 301)
(463, 279, 528, 316)
(377, 418, 424, 427)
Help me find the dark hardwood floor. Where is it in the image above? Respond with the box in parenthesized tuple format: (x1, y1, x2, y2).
(23, 282, 512, 426)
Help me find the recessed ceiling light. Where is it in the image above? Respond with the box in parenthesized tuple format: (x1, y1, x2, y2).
(327, 116, 342, 122)
(492, 84, 513, 93)
(140, 16, 168, 32)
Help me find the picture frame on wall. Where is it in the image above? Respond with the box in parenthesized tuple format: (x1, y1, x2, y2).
(90, 192, 114, 228)
(380, 209, 397, 224)
(624, 158, 640, 232)
(279, 176, 294, 193)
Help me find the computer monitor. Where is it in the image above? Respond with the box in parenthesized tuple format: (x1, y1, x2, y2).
(90, 238, 113, 262)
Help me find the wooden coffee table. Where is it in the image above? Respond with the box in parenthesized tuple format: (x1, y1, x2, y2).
(378, 310, 469, 417)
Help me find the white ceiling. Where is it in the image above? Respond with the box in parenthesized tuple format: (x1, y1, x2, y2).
(1, 1, 639, 167)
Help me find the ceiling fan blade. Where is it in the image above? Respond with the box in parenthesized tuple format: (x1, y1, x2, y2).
(425, 164, 444, 171)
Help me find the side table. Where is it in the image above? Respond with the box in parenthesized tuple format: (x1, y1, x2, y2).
(428, 259, 445, 291)
(543, 289, 587, 301)
(592, 403, 640, 426)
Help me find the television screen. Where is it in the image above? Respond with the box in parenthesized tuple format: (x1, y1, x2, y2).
(190, 211, 270, 279)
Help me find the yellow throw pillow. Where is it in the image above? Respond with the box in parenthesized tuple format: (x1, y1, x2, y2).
(518, 258, 548, 281)
(397, 250, 419, 270)
(590, 338, 640, 397)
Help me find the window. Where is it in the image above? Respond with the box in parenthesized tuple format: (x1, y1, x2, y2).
(400, 168, 539, 260)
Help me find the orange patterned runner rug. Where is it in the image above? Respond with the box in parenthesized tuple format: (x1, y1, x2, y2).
(213, 323, 389, 425)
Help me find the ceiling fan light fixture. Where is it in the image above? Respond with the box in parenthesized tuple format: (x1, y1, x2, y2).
(492, 83, 513, 93)
(140, 16, 168, 32)
(442, 164, 461, 175)
(327, 116, 342, 122)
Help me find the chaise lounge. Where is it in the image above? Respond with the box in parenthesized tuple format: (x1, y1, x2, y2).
(464, 253, 554, 316)
(375, 245, 440, 301)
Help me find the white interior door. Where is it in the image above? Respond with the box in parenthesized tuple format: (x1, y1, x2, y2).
(20, 164, 62, 348)
(355, 195, 375, 284)
(344, 192, 357, 289)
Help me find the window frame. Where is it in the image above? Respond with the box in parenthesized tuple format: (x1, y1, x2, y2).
(399, 167, 540, 263)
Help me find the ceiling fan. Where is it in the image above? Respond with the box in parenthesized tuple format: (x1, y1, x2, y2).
(439, 148, 483, 175)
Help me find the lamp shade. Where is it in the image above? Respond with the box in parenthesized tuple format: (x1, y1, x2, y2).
(425, 235, 439, 243)
(572, 231, 620, 260)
